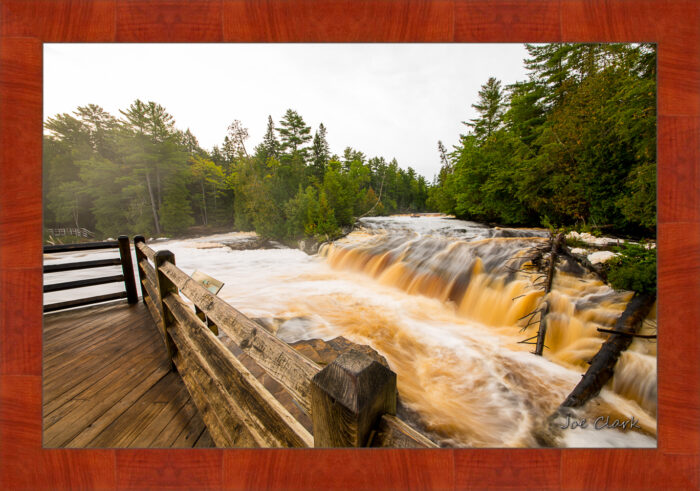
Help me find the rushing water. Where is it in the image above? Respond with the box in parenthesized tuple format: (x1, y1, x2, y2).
(43, 215, 657, 448)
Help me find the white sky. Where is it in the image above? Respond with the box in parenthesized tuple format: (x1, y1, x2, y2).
(44, 44, 530, 180)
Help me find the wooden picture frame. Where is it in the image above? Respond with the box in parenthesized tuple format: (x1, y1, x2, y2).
(1, 1, 698, 489)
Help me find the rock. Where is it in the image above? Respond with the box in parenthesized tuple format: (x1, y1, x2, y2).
(588, 250, 619, 265)
(297, 239, 320, 255)
(225, 236, 288, 251)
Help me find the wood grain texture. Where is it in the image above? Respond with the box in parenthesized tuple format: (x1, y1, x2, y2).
(0, 0, 698, 489)
(0, 38, 42, 272)
(223, 0, 454, 42)
(1, 0, 116, 41)
(560, 450, 699, 490)
(0, 376, 117, 490)
(311, 351, 396, 447)
(0, 269, 42, 375)
(657, 222, 700, 454)
(658, 116, 700, 222)
(454, 449, 561, 490)
(116, 0, 223, 42)
(454, 0, 561, 42)
(561, 0, 700, 117)
(221, 449, 455, 491)
(160, 260, 321, 415)
(166, 293, 313, 448)
(116, 449, 223, 490)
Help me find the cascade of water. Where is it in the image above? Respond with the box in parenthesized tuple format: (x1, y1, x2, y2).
(319, 217, 657, 445)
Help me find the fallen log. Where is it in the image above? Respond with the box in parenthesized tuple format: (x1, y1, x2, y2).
(534, 232, 565, 356)
(560, 292, 656, 408)
(559, 242, 608, 283)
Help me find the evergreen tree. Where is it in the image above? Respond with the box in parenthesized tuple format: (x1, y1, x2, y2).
(277, 109, 312, 158)
(464, 77, 504, 141)
(311, 123, 330, 181)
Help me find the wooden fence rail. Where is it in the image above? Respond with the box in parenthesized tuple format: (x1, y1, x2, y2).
(43, 236, 138, 313)
(134, 237, 436, 448)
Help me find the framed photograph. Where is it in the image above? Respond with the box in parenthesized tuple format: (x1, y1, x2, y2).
(1, 1, 698, 490)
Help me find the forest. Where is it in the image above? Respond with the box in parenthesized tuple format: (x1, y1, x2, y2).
(43, 104, 429, 242)
(44, 43, 655, 244)
(428, 43, 656, 238)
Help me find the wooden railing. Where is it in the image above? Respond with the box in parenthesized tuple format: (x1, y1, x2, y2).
(46, 227, 95, 239)
(43, 236, 138, 313)
(134, 237, 437, 448)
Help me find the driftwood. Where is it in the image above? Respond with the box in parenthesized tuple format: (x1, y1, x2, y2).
(534, 232, 565, 356)
(560, 293, 656, 408)
(558, 242, 608, 283)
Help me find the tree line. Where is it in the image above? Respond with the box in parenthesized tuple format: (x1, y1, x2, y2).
(428, 43, 656, 237)
(44, 104, 429, 241)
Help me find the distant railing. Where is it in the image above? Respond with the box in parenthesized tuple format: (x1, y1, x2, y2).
(134, 236, 436, 448)
(43, 236, 138, 313)
(46, 227, 95, 239)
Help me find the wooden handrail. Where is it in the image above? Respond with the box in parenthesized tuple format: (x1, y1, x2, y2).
(44, 240, 119, 253)
(136, 238, 437, 448)
(165, 293, 313, 448)
(158, 260, 320, 415)
(43, 236, 138, 313)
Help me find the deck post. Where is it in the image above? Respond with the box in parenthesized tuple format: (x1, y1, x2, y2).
(154, 250, 178, 369)
(310, 350, 397, 447)
(133, 235, 148, 304)
(118, 235, 138, 304)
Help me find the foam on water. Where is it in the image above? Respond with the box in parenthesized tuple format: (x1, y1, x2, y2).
(43, 216, 655, 447)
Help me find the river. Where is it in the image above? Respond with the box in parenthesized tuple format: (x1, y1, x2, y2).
(43, 215, 657, 448)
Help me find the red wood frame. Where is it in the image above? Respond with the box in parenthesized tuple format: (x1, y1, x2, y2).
(1, 1, 698, 489)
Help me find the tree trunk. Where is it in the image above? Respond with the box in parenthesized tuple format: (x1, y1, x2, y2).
(156, 166, 162, 208)
(535, 232, 565, 356)
(145, 172, 161, 235)
(201, 179, 207, 225)
(560, 292, 656, 408)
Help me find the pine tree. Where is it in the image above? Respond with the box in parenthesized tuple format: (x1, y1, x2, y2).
(277, 109, 312, 158)
(311, 123, 330, 180)
(464, 77, 504, 140)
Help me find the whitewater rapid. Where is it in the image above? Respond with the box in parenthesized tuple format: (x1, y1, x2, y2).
(43, 215, 657, 448)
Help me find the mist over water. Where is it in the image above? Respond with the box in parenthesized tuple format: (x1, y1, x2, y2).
(43, 216, 657, 448)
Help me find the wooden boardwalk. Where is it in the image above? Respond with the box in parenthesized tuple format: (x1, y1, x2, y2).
(43, 300, 213, 448)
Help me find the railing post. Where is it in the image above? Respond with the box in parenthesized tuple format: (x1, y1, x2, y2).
(133, 235, 148, 304)
(154, 250, 177, 369)
(118, 235, 138, 305)
(310, 350, 397, 447)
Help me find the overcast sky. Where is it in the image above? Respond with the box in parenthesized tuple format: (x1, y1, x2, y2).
(44, 44, 530, 180)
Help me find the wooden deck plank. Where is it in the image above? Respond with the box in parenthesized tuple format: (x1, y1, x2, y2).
(84, 371, 184, 448)
(43, 302, 212, 448)
(65, 364, 170, 448)
(148, 393, 202, 448)
(194, 428, 215, 448)
(43, 354, 167, 446)
(43, 336, 163, 416)
(126, 377, 194, 447)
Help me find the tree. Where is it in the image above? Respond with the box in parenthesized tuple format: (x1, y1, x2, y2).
(311, 123, 330, 181)
(464, 77, 504, 140)
(277, 109, 312, 158)
(189, 155, 225, 225)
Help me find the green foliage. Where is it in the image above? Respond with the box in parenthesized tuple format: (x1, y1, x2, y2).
(429, 43, 656, 236)
(606, 243, 657, 295)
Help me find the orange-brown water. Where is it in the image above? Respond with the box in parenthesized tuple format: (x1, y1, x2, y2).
(312, 221, 657, 447)
(62, 217, 653, 447)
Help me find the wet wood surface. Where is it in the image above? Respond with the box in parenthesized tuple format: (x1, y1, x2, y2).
(1, 0, 699, 489)
(42, 301, 214, 449)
